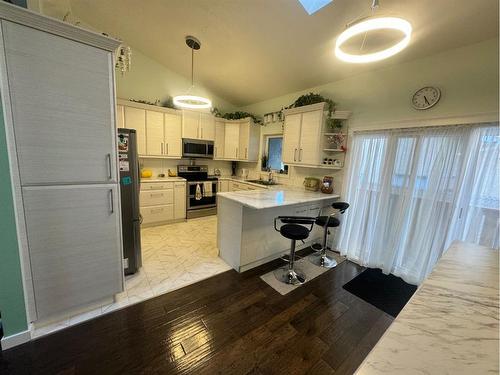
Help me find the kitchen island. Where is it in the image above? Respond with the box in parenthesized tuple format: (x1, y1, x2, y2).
(355, 241, 499, 375)
(217, 187, 340, 272)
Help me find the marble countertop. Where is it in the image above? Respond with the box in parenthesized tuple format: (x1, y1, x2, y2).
(140, 177, 186, 182)
(218, 186, 339, 209)
(355, 241, 499, 375)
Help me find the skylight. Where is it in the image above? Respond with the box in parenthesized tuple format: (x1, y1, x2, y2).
(298, 0, 333, 15)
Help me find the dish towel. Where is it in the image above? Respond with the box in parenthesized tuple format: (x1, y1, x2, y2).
(195, 183, 202, 200)
(203, 181, 213, 197)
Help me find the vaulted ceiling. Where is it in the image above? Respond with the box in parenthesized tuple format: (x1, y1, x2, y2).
(68, 0, 498, 106)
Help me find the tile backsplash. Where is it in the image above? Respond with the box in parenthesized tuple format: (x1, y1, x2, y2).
(139, 158, 233, 177)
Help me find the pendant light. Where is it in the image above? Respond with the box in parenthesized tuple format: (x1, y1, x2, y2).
(335, 0, 412, 63)
(173, 36, 212, 109)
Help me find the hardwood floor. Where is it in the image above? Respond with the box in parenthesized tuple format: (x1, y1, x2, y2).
(0, 254, 393, 375)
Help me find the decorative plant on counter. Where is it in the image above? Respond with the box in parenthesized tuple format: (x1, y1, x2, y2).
(284, 92, 336, 128)
(211, 108, 263, 125)
(261, 153, 269, 171)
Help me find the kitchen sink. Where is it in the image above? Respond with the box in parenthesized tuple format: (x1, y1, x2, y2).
(246, 179, 280, 186)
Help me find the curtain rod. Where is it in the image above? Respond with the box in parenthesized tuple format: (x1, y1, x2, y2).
(352, 122, 498, 135)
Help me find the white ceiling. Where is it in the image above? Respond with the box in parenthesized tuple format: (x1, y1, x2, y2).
(68, 0, 498, 106)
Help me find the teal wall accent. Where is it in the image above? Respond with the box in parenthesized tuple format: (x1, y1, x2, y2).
(0, 96, 28, 337)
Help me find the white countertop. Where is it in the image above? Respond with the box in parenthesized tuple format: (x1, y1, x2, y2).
(355, 241, 499, 375)
(218, 186, 339, 209)
(140, 177, 186, 182)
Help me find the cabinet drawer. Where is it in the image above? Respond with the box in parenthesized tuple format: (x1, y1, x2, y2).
(140, 189, 173, 207)
(141, 205, 174, 224)
(141, 182, 174, 191)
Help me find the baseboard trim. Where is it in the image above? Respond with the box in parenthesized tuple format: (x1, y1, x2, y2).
(1, 329, 31, 350)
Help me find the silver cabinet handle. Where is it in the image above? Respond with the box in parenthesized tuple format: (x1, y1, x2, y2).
(166, 143, 169, 155)
(106, 153, 112, 179)
(294, 149, 297, 161)
(236, 147, 239, 158)
(201, 127, 203, 139)
(161, 142, 164, 155)
(245, 148, 248, 159)
(299, 148, 303, 161)
(109, 189, 114, 213)
(214, 146, 217, 157)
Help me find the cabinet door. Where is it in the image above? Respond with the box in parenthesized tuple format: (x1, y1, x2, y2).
(219, 180, 229, 192)
(200, 113, 215, 140)
(116, 105, 125, 128)
(124, 107, 147, 155)
(174, 182, 186, 219)
(3, 21, 117, 185)
(214, 120, 225, 159)
(224, 122, 240, 159)
(146, 110, 164, 156)
(239, 121, 250, 160)
(182, 110, 200, 139)
(299, 110, 322, 165)
(22, 185, 122, 320)
(164, 113, 182, 157)
(282, 113, 301, 164)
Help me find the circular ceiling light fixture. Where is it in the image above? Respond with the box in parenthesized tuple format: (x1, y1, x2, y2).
(173, 36, 212, 109)
(335, 17, 412, 63)
(173, 95, 212, 109)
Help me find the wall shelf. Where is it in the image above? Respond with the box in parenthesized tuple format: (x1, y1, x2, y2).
(323, 148, 344, 152)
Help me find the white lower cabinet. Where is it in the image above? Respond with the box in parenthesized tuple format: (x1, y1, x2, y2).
(140, 180, 186, 225)
(22, 185, 123, 320)
(141, 204, 174, 225)
(174, 182, 186, 220)
(218, 180, 229, 192)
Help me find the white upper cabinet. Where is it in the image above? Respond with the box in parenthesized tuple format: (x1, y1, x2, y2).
(200, 113, 215, 140)
(298, 110, 322, 165)
(224, 121, 240, 159)
(282, 113, 301, 164)
(124, 107, 147, 155)
(238, 118, 260, 162)
(182, 110, 200, 139)
(182, 110, 215, 141)
(164, 113, 182, 158)
(146, 110, 164, 156)
(282, 103, 325, 166)
(3, 21, 118, 185)
(118, 100, 182, 159)
(214, 119, 225, 159)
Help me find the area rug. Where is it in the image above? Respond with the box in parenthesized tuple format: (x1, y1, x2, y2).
(342, 268, 418, 317)
(260, 251, 345, 295)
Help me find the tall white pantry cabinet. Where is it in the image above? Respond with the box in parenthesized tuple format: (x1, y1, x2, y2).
(0, 3, 124, 324)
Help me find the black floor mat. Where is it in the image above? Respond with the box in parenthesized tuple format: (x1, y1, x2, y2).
(343, 268, 418, 317)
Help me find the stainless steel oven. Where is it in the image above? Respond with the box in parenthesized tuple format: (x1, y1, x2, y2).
(182, 139, 214, 159)
(177, 165, 218, 219)
(186, 180, 217, 218)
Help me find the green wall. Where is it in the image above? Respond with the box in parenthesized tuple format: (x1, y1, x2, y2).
(0, 97, 28, 338)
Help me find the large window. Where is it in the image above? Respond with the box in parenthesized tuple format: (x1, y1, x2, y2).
(339, 124, 499, 285)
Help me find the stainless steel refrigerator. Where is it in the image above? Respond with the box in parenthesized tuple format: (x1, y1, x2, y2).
(117, 128, 142, 275)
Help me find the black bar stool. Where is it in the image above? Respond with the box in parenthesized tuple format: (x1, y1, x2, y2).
(274, 216, 316, 285)
(309, 202, 349, 268)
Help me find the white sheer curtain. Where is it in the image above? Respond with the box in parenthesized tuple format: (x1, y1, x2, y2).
(338, 124, 498, 285)
(447, 125, 499, 248)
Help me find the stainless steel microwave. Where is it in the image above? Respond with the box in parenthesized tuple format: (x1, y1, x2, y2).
(182, 139, 214, 159)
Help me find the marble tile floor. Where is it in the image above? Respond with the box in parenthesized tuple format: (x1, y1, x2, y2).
(31, 216, 231, 339)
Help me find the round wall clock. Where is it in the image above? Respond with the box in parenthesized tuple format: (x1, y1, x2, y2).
(411, 86, 441, 110)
